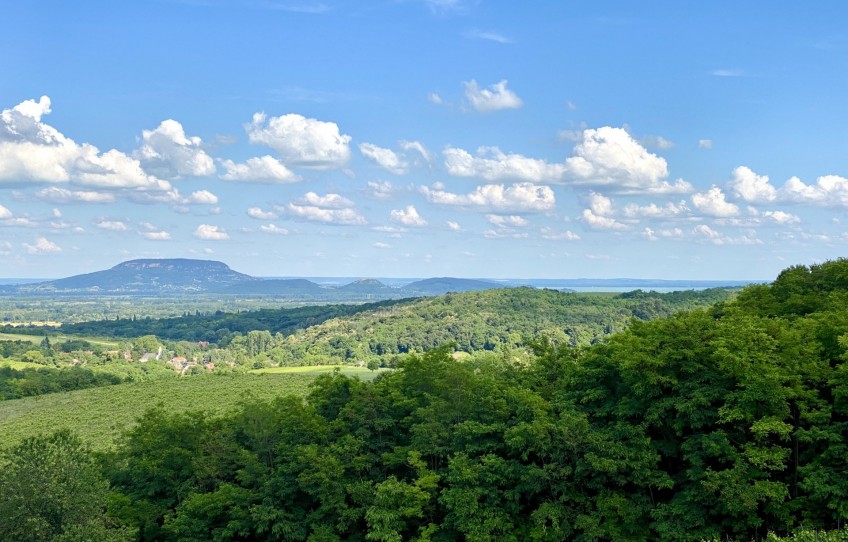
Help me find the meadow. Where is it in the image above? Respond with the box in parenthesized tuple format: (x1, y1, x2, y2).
(0, 331, 120, 348)
(250, 364, 390, 378)
(0, 372, 317, 451)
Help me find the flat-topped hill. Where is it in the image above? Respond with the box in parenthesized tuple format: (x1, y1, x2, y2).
(16, 258, 257, 294)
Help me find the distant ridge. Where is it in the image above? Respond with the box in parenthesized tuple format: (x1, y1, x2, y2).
(14, 258, 256, 294)
(339, 278, 393, 294)
(0, 258, 759, 297)
(1, 259, 503, 298)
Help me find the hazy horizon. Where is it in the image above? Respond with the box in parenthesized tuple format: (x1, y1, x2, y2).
(0, 256, 767, 284)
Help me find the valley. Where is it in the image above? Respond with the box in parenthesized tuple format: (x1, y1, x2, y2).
(2, 258, 847, 541)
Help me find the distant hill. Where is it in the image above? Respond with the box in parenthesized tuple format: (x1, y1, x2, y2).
(4, 259, 499, 298)
(401, 277, 499, 295)
(339, 278, 395, 294)
(1, 259, 754, 298)
(15, 259, 256, 294)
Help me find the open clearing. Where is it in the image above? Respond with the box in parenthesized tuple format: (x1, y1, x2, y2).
(0, 331, 121, 348)
(0, 372, 317, 451)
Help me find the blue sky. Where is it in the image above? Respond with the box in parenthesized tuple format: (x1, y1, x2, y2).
(1, 0, 847, 280)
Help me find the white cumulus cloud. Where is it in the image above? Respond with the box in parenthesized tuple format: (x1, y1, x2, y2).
(134, 119, 215, 179)
(140, 230, 171, 240)
(286, 204, 366, 225)
(259, 224, 289, 235)
(692, 224, 761, 245)
(247, 207, 279, 220)
(124, 187, 217, 206)
(0, 96, 179, 199)
(724, 166, 848, 209)
(694, 224, 721, 241)
(779, 174, 848, 207)
(186, 190, 218, 205)
(564, 127, 691, 194)
(22, 236, 61, 254)
(443, 127, 691, 195)
(95, 220, 128, 231)
(691, 186, 739, 217)
(3, 217, 36, 227)
(359, 143, 408, 175)
(763, 210, 800, 224)
(34, 187, 116, 204)
(285, 191, 366, 225)
(581, 209, 627, 230)
(728, 166, 777, 204)
(443, 146, 567, 183)
(247, 112, 351, 168)
(486, 214, 528, 227)
(219, 155, 299, 183)
(622, 200, 689, 218)
(586, 192, 614, 216)
(390, 205, 428, 226)
(421, 182, 555, 213)
(194, 224, 229, 240)
(0, 204, 12, 219)
(463, 79, 523, 112)
(399, 140, 432, 165)
(298, 192, 354, 209)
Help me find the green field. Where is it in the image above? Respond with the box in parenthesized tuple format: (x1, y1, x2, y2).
(0, 331, 121, 348)
(0, 359, 45, 370)
(251, 365, 390, 379)
(0, 372, 316, 451)
(0, 332, 49, 344)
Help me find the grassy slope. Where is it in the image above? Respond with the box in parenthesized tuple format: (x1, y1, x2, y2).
(0, 373, 316, 451)
(0, 332, 49, 344)
(0, 331, 121, 348)
(251, 365, 389, 378)
(0, 360, 45, 370)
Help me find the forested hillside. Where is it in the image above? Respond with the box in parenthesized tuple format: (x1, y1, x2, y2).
(4, 261, 848, 540)
(58, 299, 407, 342)
(51, 287, 734, 367)
(276, 287, 735, 364)
(38, 287, 732, 355)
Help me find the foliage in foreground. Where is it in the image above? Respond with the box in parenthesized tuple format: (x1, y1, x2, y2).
(761, 530, 848, 541)
(0, 430, 134, 542)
